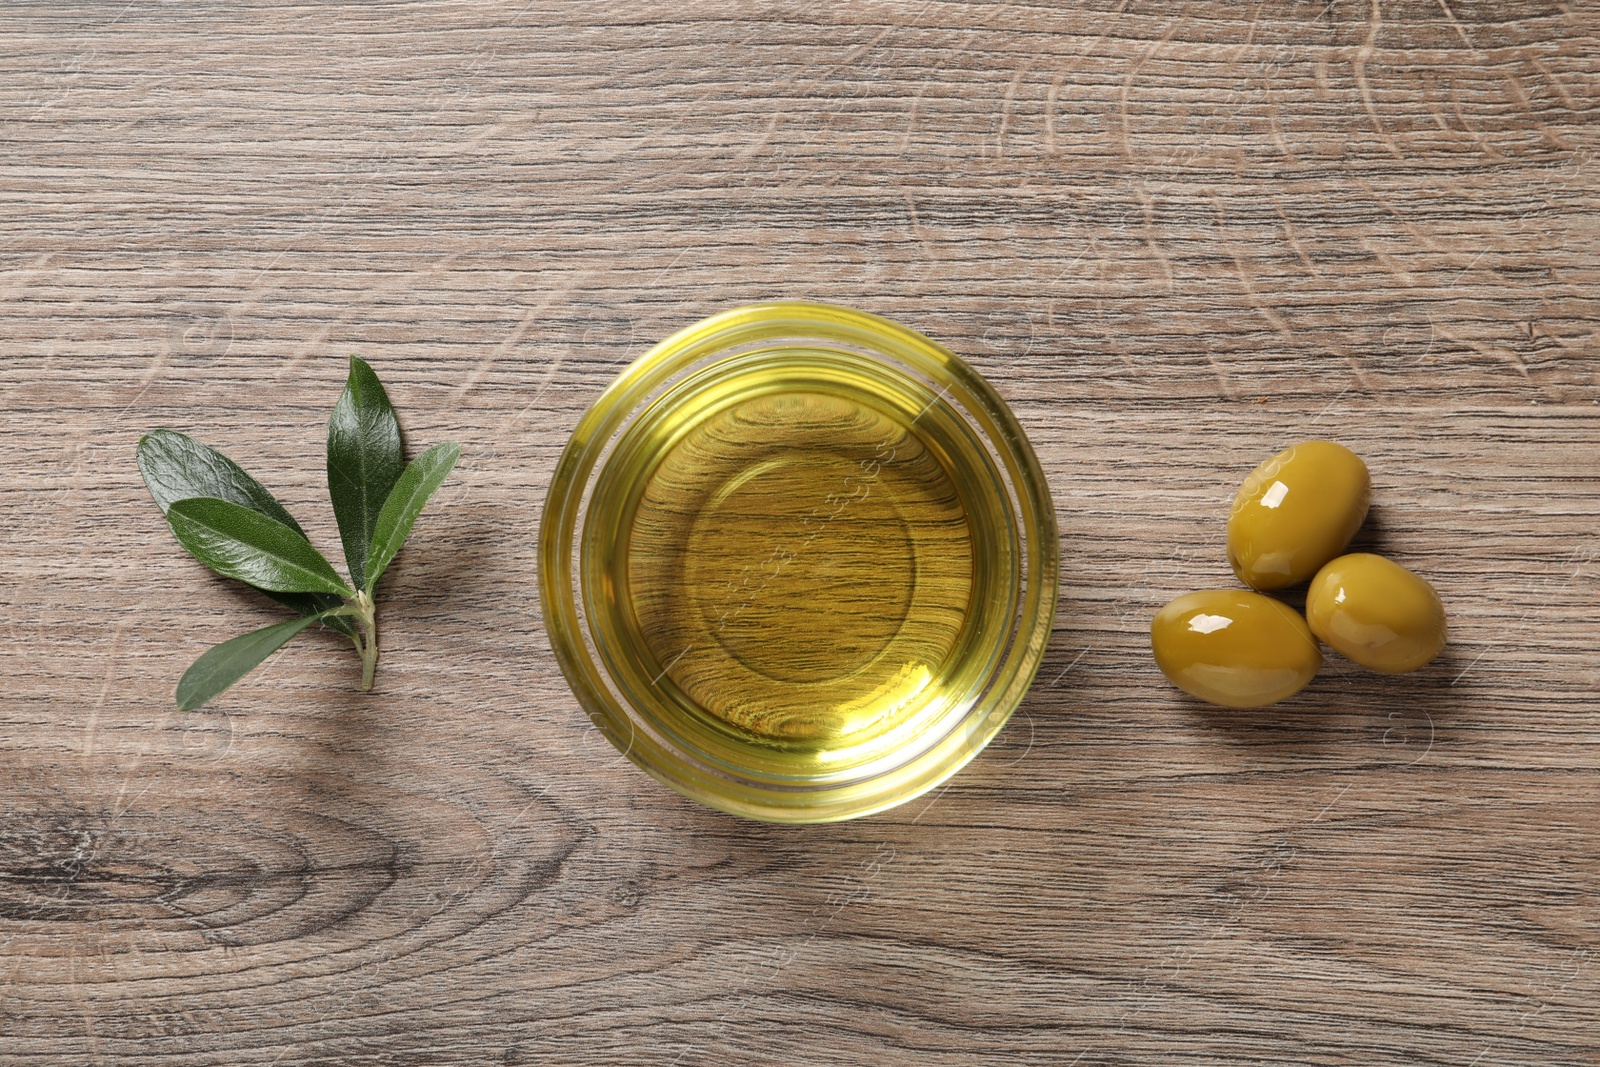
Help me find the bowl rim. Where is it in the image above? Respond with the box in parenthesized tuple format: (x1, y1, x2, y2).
(538, 301, 1060, 823)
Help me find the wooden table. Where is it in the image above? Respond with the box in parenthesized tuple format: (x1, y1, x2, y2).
(3, 3, 1597, 1064)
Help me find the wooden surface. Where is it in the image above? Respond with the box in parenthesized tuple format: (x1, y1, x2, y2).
(2, 2, 1597, 1064)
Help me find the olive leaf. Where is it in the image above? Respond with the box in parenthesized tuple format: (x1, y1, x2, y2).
(327, 357, 404, 591)
(167, 498, 355, 596)
(137, 430, 354, 636)
(176, 613, 331, 712)
(363, 442, 461, 595)
(139, 429, 306, 529)
(140, 359, 460, 709)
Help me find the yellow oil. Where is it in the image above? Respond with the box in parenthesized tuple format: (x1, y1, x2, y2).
(583, 349, 1018, 774)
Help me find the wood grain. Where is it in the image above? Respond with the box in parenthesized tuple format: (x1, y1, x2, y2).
(2, 1, 1597, 1064)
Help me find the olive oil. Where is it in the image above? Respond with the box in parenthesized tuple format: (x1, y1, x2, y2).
(581, 348, 1019, 776)
(542, 302, 1059, 821)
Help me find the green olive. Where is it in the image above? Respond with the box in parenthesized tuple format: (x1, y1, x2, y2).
(1227, 440, 1371, 591)
(1151, 589, 1322, 709)
(1306, 553, 1446, 673)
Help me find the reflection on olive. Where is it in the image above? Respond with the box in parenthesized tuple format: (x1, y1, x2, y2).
(1151, 589, 1322, 709)
(1306, 553, 1447, 674)
(1227, 440, 1371, 591)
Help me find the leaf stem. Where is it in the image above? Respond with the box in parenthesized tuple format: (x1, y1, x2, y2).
(347, 589, 379, 691)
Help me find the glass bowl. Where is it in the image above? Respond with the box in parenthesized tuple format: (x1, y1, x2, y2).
(539, 302, 1058, 822)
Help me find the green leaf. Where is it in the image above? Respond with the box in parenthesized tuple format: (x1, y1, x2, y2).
(168, 497, 355, 597)
(363, 441, 461, 594)
(137, 431, 355, 637)
(176, 614, 327, 711)
(138, 429, 307, 532)
(327, 358, 405, 590)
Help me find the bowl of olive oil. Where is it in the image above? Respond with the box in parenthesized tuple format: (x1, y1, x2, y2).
(540, 303, 1058, 822)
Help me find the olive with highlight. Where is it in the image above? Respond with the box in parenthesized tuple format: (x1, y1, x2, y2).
(1151, 589, 1322, 709)
(1306, 553, 1447, 674)
(1227, 440, 1371, 591)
